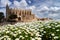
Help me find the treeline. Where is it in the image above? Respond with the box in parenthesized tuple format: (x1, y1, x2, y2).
(0, 12, 4, 22)
(0, 12, 17, 23)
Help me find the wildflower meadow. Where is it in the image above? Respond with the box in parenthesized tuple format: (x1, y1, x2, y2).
(0, 20, 60, 40)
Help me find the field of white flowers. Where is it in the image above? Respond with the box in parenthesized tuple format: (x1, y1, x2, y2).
(0, 20, 60, 40)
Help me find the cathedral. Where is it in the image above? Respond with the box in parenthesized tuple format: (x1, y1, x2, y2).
(6, 4, 37, 22)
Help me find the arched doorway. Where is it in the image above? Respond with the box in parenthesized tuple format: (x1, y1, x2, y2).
(18, 17, 21, 21)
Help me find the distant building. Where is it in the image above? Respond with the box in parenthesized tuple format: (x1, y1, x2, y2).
(37, 18, 52, 21)
(6, 4, 37, 22)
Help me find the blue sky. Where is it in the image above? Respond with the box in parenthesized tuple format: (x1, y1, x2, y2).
(0, 0, 60, 19)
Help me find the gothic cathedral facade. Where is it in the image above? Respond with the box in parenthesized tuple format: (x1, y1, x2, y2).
(6, 4, 37, 22)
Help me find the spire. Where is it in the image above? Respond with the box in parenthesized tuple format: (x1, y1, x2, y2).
(6, 4, 8, 7)
(6, 4, 9, 9)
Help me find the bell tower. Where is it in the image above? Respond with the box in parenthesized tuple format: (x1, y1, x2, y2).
(6, 4, 9, 20)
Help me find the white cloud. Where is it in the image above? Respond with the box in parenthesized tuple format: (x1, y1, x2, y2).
(36, 6, 60, 13)
(50, 7, 60, 11)
(33, 5, 60, 19)
(37, 6, 49, 12)
(28, 1, 31, 3)
(13, 0, 28, 8)
(20, 0, 28, 6)
(0, 0, 11, 7)
(13, 0, 36, 10)
(28, 6, 36, 10)
(13, 1, 20, 7)
(48, 14, 58, 17)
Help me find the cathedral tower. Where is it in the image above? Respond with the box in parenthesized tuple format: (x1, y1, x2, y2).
(6, 4, 9, 20)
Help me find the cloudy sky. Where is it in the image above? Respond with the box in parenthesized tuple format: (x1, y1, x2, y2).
(0, 0, 60, 19)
